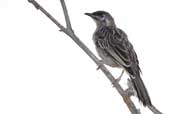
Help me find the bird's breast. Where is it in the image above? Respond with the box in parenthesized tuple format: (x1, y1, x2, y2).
(95, 46, 121, 68)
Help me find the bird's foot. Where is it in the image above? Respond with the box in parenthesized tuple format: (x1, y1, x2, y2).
(126, 79, 136, 97)
(59, 29, 62, 32)
(96, 60, 104, 70)
(112, 70, 124, 87)
(116, 70, 124, 82)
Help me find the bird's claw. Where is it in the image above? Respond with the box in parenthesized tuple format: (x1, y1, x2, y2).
(96, 60, 104, 70)
(112, 70, 124, 87)
(116, 70, 124, 82)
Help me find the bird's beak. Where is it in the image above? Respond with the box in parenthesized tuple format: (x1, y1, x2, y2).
(85, 13, 93, 17)
(85, 13, 97, 19)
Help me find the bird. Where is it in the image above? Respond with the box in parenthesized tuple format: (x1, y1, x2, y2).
(85, 11, 152, 106)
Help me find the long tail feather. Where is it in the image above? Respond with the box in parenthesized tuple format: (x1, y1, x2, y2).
(131, 72, 152, 106)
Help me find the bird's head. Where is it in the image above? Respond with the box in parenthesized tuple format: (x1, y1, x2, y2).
(85, 11, 116, 28)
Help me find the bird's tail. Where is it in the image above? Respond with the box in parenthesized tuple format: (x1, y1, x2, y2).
(130, 71, 152, 106)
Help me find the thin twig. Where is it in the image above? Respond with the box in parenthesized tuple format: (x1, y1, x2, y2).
(28, 0, 67, 33)
(60, 0, 73, 33)
(28, 0, 163, 114)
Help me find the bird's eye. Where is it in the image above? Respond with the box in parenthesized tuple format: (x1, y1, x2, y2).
(101, 14, 105, 20)
(100, 14, 104, 17)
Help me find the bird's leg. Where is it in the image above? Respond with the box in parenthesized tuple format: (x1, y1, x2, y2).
(96, 60, 104, 70)
(116, 70, 124, 82)
(112, 70, 124, 87)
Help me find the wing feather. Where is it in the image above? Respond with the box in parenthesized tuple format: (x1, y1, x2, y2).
(95, 27, 134, 68)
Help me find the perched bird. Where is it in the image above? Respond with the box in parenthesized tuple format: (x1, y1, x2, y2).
(85, 11, 152, 106)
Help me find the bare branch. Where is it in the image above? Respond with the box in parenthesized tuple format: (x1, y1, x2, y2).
(28, 0, 67, 33)
(60, 0, 73, 32)
(28, 0, 163, 114)
(28, 0, 39, 9)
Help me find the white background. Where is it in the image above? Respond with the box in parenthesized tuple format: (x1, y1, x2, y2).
(0, 0, 170, 114)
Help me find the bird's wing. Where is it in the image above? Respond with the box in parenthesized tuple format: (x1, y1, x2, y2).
(95, 27, 135, 68)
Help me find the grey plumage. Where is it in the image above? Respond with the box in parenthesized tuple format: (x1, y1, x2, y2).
(85, 11, 152, 106)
